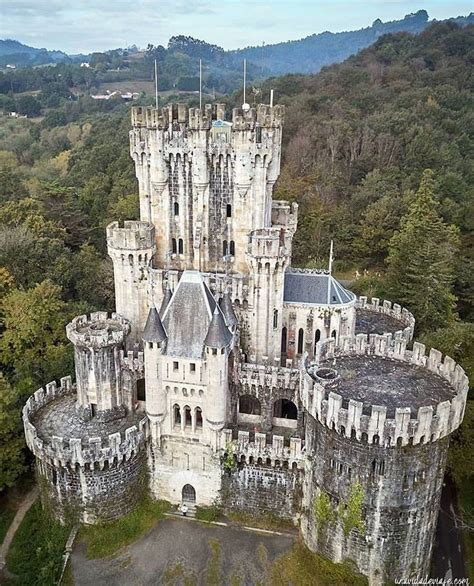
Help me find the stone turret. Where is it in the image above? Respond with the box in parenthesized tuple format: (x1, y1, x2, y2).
(107, 221, 156, 341)
(301, 333, 468, 584)
(66, 312, 131, 418)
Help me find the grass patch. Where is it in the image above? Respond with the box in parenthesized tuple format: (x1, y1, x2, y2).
(6, 501, 70, 586)
(0, 508, 16, 543)
(228, 510, 295, 532)
(205, 538, 222, 586)
(270, 541, 368, 586)
(80, 498, 170, 559)
(195, 504, 222, 523)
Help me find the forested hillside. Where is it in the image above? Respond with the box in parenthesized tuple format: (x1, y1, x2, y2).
(0, 23, 472, 539)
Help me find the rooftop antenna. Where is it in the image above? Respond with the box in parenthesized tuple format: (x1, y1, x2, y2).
(154, 59, 159, 109)
(242, 59, 249, 111)
(199, 58, 202, 110)
(270, 89, 274, 107)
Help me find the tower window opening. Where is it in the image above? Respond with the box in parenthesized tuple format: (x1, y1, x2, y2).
(281, 327, 287, 354)
(255, 125, 262, 143)
(297, 328, 304, 354)
(273, 309, 278, 329)
(314, 329, 321, 347)
(331, 329, 337, 339)
(172, 238, 177, 254)
(137, 379, 146, 401)
(184, 405, 192, 427)
(273, 399, 298, 420)
(223, 240, 228, 256)
(178, 239, 184, 254)
(226, 204, 232, 218)
(239, 395, 261, 415)
(173, 404, 181, 426)
(229, 241, 235, 256)
(174, 202, 179, 216)
(195, 407, 203, 428)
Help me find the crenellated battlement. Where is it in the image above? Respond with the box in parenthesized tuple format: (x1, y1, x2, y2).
(234, 362, 300, 393)
(301, 334, 468, 447)
(120, 349, 145, 376)
(357, 296, 415, 341)
(222, 429, 304, 468)
(22, 378, 149, 469)
(66, 312, 130, 349)
(271, 201, 298, 230)
(106, 220, 156, 251)
(246, 227, 290, 260)
(232, 104, 285, 130)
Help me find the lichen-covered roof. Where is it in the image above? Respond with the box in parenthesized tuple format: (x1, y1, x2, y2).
(355, 308, 405, 335)
(162, 271, 223, 359)
(283, 269, 355, 305)
(142, 307, 167, 343)
(204, 306, 233, 349)
(321, 355, 456, 418)
(219, 291, 238, 329)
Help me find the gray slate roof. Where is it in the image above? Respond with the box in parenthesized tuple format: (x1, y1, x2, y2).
(204, 306, 233, 348)
(142, 307, 167, 343)
(162, 271, 230, 359)
(283, 269, 355, 305)
(219, 291, 238, 329)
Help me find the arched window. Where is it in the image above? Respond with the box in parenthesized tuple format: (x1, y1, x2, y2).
(255, 125, 262, 143)
(281, 327, 287, 354)
(273, 399, 298, 420)
(223, 240, 228, 256)
(174, 202, 179, 216)
(314, 329, 321, 347)
(173, 404, 181, 426)
(238, 395, 261, 415)
(229, 241, 235, 256)
(297, 328, 304, 354)
(184, 405, 192, 427)
(172, 238, 177, 254)
(226, 204, 232, 218)
(195, 407, 203, 428)
(331, 329, 337, 339)
(178, 238, 184, 254)
(128, 254, 134, 265)
(273, 309, 278, 329)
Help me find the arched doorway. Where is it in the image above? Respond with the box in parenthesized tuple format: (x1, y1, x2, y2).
(272, 399, 298, 429)
(182, 484, 196, 503)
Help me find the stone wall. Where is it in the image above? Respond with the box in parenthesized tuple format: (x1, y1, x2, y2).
(221, 463, 302, 519)
(301, 414, 449, 584)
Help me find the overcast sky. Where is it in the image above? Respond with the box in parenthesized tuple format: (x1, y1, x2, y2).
(1, 1, 471, 54)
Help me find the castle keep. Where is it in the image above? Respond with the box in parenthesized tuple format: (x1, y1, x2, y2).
(23, 101, 469, 584)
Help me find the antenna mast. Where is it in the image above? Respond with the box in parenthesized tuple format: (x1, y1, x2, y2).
(329, 240, 334, 274)
(154, 59, 159, 109)
(199, 59, 202, 109)
(243, 59, 247, 105)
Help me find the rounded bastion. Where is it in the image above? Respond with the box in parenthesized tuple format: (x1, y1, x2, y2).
(300, 333, 468, 585)
(23, 312, 150, 524)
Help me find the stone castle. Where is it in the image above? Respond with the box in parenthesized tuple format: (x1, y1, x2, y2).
(23, 101, 469, 584)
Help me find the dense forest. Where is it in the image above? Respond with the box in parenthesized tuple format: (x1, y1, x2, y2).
(0, 21, 473, 564)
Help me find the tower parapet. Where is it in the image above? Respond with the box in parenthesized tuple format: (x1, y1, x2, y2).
(356, 296, 415, 341)
(302, 334, 467, 447)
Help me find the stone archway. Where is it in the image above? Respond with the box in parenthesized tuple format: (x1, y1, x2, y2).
(182, 484, 196, 503)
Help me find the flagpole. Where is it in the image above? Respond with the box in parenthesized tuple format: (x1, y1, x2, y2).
(154, 59, 158, 109)
(199, 59, 202, 110)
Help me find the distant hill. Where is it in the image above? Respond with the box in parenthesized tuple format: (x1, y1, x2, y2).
(0, 39, 68, 67)
(230, 10, 474, 75)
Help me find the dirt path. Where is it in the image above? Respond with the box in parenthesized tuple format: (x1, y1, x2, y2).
(0, 486, 39, 570)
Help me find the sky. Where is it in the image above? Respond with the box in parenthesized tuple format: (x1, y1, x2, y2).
(1, 1, 472, 54)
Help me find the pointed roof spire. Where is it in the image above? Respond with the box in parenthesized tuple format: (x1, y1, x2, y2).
(142, 307, 167, 343)
(219, 291, 238, 329)
(159, 284, 173, 317)
(204, 306, 232, 349)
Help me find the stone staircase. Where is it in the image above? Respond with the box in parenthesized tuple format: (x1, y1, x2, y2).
(167, 502, 197, 520)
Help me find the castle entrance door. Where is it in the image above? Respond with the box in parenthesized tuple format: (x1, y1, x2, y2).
(182, 484, 196, 503)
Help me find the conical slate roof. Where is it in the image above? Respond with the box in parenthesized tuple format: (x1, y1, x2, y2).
(159, 284, 173, 317)
(219, 291, 238, 329)
(142, 307, 167, 343)
(204, 306, 232, 349)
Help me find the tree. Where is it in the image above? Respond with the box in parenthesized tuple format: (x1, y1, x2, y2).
(0, 280, 73, 388)
(0, 374, 25, 491)
(385, 169, 459, 333)
(16, 95, 41, 117)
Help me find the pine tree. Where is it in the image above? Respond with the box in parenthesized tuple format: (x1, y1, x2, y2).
(386, 169, 459, 333)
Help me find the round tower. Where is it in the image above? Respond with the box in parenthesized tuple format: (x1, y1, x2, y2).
(107, 220, 156, 342)
(23, 312, 149, 524)
(300, 334, 468, 585)
(66, 311, 131, 419)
